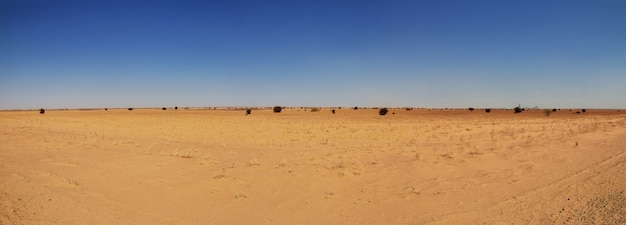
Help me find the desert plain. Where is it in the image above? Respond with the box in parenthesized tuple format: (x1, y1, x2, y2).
(1, 108, 625, 225)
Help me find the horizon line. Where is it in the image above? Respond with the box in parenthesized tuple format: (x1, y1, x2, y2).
(2, 106, 622, 111)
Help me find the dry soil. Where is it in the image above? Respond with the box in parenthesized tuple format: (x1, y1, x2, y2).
(1, 108, 625, 224)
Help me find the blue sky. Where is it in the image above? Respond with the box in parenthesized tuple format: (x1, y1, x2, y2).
(1, 0, 625, 109)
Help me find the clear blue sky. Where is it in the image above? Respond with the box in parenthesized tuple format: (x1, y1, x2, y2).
(1, 0, 625, 109)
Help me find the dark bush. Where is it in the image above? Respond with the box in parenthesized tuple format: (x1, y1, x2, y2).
(468, 107, 475, 112)
(354, 106, 358, 110)
(582, 109, 586, 113)
(246, 109, 251, 115)
(485, 108, 491, 113)
(514, 106, 522, 114)
(39, 108, 45, 114)
(379, 108, 388, 116)
(175, 106, 178, 110)
(552, 108, 557, 112)
(331, 109, 336, 114)
(162, 107, 167, 110)
(128, 108, 134, 111)
(105, 108, 108, 111)
(273, 106, 282, 113)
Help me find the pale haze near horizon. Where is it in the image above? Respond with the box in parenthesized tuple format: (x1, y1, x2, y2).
(1, 0, 625, 110)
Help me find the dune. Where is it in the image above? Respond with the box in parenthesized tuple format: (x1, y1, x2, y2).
(1, 108, 624, 224)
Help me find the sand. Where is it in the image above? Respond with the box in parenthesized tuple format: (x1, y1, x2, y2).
(1, 108, 625, 224)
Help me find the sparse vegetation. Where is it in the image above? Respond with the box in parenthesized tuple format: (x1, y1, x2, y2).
(39, 108, 45, 114)
(310, 107, 320, 112)
(162, 107, 167, 110)
(273, 106, 282, 113)
(468, 107, 475, 112)
(485, 108, 491, 113)
(246, 109, 251, 115)
(128, 108, 134, 111)
(544, 109, 552, 116)
(379, 108, 388, 116)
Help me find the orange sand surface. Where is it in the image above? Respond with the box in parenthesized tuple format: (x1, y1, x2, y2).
(1, 108, 625, 224)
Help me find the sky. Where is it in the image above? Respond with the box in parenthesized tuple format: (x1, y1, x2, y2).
(1, 0, 625, 109)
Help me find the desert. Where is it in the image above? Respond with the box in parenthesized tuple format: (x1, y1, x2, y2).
(1, 108, 625, 224)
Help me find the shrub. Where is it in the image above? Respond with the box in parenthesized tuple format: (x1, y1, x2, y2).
(379, 108, 388, 116)
(246, 109, 251, 115)
(310, 107, 320, 112)
(468, 107, 475, 112)
(273, 106, 282, 113)
(544, 109, 552, 116)
(175, 106, 178, 110)
(331, 109, 336, 114)
(582, 109, 586, 113)
(353, 106, 358, 110)
(552, 108, 557, 112)
(485, 108, 491, 113)
(514, 106, 522, 114)
(128, 108, 134, 111)
(162, 107, 167, 110)
(39, 108, 45, 114)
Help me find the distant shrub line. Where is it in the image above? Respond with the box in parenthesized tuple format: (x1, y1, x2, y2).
(35, 106, 595, 116)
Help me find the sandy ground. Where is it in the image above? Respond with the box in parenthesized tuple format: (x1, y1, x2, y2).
(1, 108, 625, 225)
